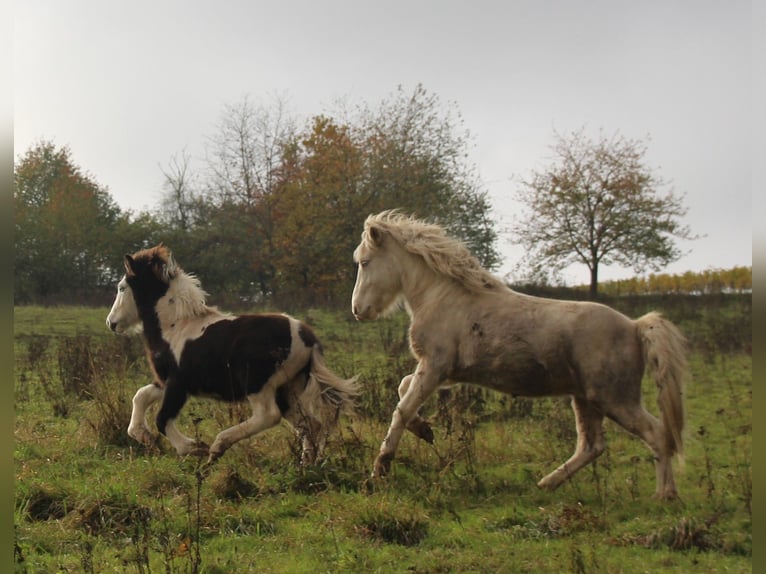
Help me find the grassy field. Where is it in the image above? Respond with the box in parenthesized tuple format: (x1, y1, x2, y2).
(13, 297, 751, 573)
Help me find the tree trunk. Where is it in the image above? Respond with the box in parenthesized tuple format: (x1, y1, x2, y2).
(589, 265, 599, 300)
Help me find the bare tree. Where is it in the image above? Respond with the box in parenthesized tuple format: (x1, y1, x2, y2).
(201, 94, 298, 298)
(159, 147, 197, 230)
(512, 128, 695, 298)
(205, 93, 296, 206)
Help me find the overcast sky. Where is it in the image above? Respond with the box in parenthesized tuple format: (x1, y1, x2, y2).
(13, 0, 752, 284)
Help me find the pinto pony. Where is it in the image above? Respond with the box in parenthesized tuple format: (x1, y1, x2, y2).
(106, 245, 358, 465)
(351, 211, 687, 500)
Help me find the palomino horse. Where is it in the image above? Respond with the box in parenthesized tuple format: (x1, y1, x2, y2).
(107, 244, 358, 464)
(351, 211, 687, 500)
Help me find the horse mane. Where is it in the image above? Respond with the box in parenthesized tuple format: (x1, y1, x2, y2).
(363, 210, 507, 293)
(130, 245, 221, 321)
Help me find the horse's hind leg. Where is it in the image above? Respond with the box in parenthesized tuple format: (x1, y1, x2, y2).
(400, 375, 434, 444)
(538, 396, 605, 491)
(285, 401, 325, 466)
(281, 375, 329, 465)
(607, 404, 678, 500)
(207, 390, 282, 463)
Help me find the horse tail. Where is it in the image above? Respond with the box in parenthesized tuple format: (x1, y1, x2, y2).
(636, 311, 688, 460)
(308, 345, 359, 417)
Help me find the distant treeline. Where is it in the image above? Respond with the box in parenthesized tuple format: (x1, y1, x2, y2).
(581, 266, 751, 297)
(14, 87, 498, 308)
(512, 265, 750, 299)
(15, 84, 751, 308)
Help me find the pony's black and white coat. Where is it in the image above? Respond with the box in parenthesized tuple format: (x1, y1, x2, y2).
(106, 244, 357, 464)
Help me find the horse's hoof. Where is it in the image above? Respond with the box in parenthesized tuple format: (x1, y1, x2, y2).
(361, 477, 377, 494)
(188, 442, 209, 457)
(419, 423, 434, 444)
(133, 434, 153, 447)
(300, 449, 318, 467)
(407, 419, 435, 444)
(206, 448, 228, 465)
(372, 454, 392, 478)
(536, 477, 559, 491)
(652, 490, 680, 502)
(196, 460, 215, 479)
(129, 427, 157, 447)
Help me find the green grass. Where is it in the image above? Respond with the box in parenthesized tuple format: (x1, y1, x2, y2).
(13, 305, 111, 337)
(14, 304, 751, 573)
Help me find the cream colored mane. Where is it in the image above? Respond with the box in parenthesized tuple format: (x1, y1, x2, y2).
(363, 211, 507, 293)
(164, 269, 219, 321)
(133, 244, 224, 323)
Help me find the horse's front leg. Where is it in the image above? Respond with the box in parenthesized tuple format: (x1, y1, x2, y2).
(127, 382, 164, 446)
(156, 379, 208, 457)
(374, 362, 441, 478)
(399, 374, 434, 443)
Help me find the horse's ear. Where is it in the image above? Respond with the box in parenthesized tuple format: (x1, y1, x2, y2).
(124, 254, 136, 277)
(368, 225, 385, 246)
(163, 253, 178, 282)
(151, 250, 177, 284)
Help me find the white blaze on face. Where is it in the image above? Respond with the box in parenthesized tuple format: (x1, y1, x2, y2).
(106, 276, 140, 334)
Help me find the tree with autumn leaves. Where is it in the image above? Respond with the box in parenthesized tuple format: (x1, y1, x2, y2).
(15, 88, 747, 306)
(272, 116, 365, 302)
(267, 86, 499, 304)
(156, 85, 498, 306)
(14, 86, 497, 306)
(13, 142, 144, 303)
(512, 129, 695, 299)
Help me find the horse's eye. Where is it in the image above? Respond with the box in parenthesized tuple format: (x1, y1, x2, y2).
(119, 286, 126, 293)
(360, 260, 370, 268)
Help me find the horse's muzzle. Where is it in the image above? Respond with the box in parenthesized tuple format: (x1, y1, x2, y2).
(351, 305, 376, 321)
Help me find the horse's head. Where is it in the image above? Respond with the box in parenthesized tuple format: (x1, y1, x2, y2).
(106, 244, 177, 334)
(351, 221, 404, 321)
(106, 274, 141, 334)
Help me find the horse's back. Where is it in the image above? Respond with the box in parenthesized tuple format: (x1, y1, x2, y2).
(175, 313, 313, 400)
(450, 291, 644, 398)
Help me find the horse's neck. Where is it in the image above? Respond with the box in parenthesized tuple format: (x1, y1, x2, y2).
(158, 275, 215, 327)
(140, 299, 223, 362)
(399, 261, 460, 319)
(400, 260, 517, 328)
(138, 308, 169, 354)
